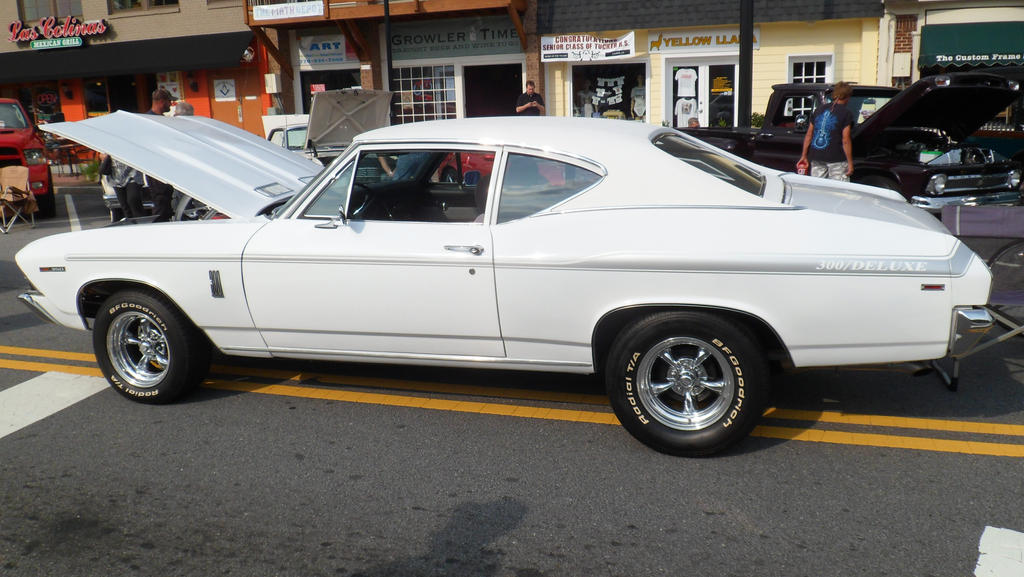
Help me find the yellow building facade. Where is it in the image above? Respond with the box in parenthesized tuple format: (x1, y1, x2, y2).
(543, 18, 878, 128)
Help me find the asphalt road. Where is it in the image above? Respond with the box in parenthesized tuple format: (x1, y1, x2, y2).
(1, 185, 1023, 576)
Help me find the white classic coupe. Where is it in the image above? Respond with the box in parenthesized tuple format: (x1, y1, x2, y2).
(18, 113, 995, 456)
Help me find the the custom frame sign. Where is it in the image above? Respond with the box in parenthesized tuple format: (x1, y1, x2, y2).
(541, 32, 635, 62)
(8, 16, 109, 50)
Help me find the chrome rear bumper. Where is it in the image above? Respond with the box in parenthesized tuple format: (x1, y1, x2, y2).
(949, 306, 994, 358)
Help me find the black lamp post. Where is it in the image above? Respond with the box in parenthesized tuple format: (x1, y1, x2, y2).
(738, 0, 753, 128)
(384, 0, 394, 92)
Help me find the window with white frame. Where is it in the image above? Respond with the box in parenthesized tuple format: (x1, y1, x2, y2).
(391, 65, 456, 124)
(21, 0, 82, 19)
(789, 56, 831, 84)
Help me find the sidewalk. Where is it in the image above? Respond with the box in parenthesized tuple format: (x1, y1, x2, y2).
(52, 173, 101, 193)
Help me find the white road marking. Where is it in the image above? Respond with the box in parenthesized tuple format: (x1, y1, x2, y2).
(64, 193, 81, 231)
(976, 526, 1024, 576)
(0, 372, 107, 440)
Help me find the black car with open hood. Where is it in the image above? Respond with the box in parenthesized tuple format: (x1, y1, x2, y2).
(683, 72, 1023, 211)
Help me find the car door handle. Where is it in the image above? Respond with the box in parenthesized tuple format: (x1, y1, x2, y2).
(445, 245, 484, 256)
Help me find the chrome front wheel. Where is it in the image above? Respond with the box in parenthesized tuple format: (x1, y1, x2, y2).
(93, 290, 210, 404)
(107, 311, 171, 389)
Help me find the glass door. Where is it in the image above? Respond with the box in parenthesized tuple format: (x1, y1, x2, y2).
(666, 59, 738, 128)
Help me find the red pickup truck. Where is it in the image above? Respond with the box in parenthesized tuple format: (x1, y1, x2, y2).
(0, 98, 54, 218)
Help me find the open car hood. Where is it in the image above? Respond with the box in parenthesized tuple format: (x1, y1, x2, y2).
(305, 89, 392, 153)
(854, 72, 1021, 148)
(42, 112, 323, 220)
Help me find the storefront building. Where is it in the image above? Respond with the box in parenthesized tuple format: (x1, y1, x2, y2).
(538, 0, 883, 128)
(0, 1, 265, 134)
(245, 0, 536, 123)
(880, 1, 1024, 148)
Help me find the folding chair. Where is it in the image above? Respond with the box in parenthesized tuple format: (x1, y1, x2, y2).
(937, 205, 1024, 389)
(0, 165, 37, 234)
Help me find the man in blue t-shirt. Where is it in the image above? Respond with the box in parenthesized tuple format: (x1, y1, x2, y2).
(799, 81, 854, 181)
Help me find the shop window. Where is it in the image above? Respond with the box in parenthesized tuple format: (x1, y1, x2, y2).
(669, 65, 700, 128)
(392, 66, 456, 124)
(300, 69, 361, 114)
(572, 63, 646, 121)
(109, 0, 177, 10)
(790, 57, 830, 84)
(21, 0, 83, 19)
(84, 79, 110, 118)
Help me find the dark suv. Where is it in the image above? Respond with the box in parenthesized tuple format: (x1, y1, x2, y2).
(0, 98, 54, 217)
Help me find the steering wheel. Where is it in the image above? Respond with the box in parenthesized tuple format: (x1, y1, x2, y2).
(349, 184, 393, 220)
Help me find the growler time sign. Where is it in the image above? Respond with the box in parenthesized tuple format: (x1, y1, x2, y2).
(8, 16, 110, 50)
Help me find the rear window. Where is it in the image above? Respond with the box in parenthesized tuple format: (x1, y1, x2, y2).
(653, 134, 765, 196)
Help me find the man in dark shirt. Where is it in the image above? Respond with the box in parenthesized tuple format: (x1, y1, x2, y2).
(145, 88, 174, 222)
(515, 80, 545, 116)
(799, 81, 854, 181)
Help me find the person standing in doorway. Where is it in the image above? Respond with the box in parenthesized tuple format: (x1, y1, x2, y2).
(145, 88, 175, 222)
(515, 80, 545, 116)
(799, 81, 855, 181)
(630, 74, 646, 121)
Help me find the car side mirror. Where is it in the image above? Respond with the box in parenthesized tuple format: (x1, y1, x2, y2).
(794, 114, 809, 133)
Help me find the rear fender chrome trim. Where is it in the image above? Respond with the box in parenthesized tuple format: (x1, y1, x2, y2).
(948, 306, 994, 358)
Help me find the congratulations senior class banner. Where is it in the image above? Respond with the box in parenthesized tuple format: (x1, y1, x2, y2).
(541, 31, 635, 62)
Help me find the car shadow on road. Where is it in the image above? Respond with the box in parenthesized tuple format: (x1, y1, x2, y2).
(768, 345, 1024, 422)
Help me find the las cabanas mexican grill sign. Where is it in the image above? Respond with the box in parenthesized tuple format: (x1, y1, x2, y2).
(8, 16, 110, 50)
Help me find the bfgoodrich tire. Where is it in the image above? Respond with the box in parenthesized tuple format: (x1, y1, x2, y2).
(606, 312, 768, 456)
(93, 290, 210, 404)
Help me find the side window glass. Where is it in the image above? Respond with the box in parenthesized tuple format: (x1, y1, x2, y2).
(269, 129, 284, 147)
(347, 149, 495, 223)
(497, 154, 601, 224)
(303, 162, 354, 218)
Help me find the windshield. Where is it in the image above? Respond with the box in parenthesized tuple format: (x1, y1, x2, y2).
(0, 103, 29, 129)
(653, 133, 766, 196)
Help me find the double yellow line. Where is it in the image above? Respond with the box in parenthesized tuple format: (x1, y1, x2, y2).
(2, 344, 1023, 457)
